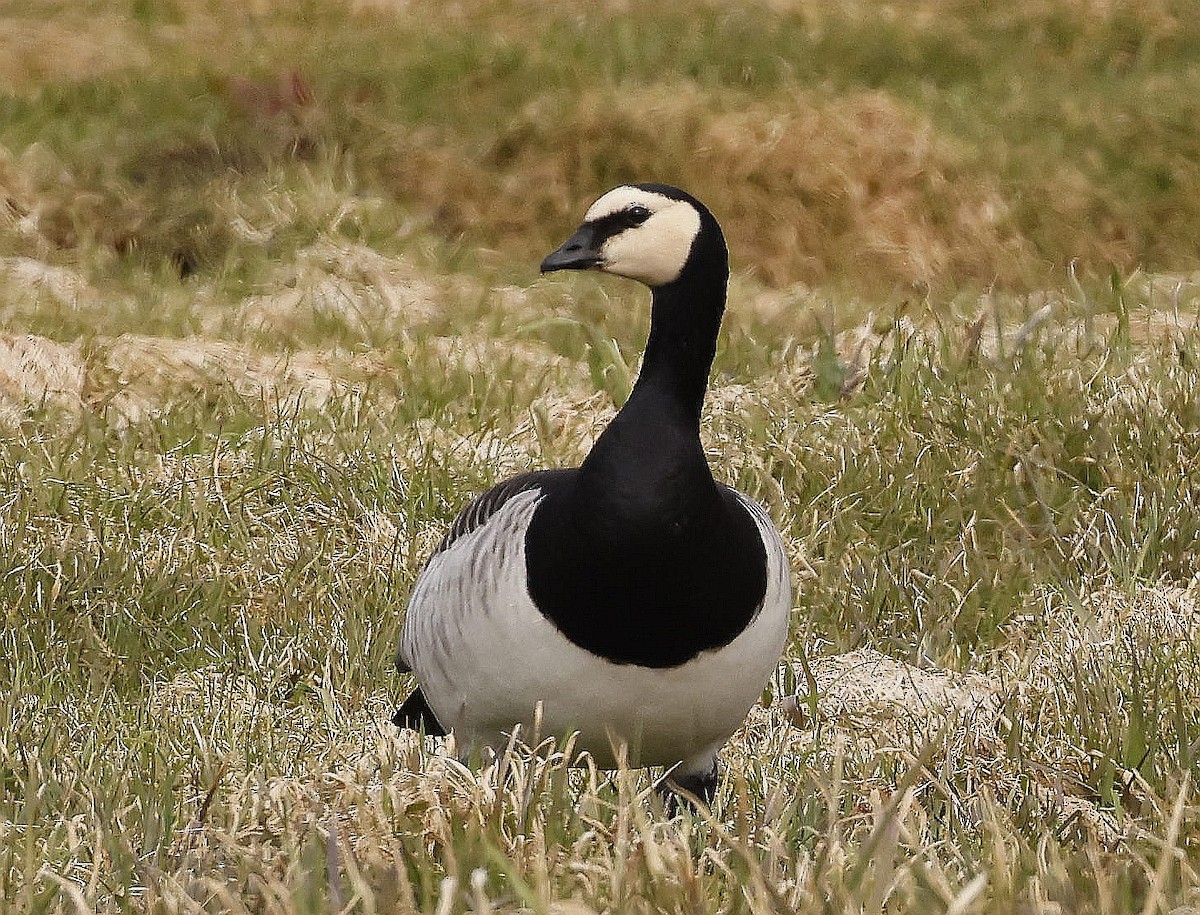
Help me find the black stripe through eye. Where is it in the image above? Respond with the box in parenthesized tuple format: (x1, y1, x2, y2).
(586, 204, 654, 240)
(626, 204, 651, 225)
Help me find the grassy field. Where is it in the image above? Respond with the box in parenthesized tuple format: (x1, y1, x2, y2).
(3, 0, 1200, 911)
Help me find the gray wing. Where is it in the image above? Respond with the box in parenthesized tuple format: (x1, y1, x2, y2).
(430, 469, 569, 558)
(396, 468, 574, 673)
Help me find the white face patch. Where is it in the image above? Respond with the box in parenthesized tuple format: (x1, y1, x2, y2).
(585, 187, 702, 287)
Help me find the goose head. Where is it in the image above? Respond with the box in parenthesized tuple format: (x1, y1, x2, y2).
(541, 184, 722, 288)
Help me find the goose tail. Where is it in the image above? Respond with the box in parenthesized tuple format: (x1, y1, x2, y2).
(392, 687, 447, 736)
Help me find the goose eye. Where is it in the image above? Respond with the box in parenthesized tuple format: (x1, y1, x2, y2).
(626, 204, 651, 224)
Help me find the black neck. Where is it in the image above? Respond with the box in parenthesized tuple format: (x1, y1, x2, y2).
(574, 224, 730, 536)
(627, 260, 727, 424)
(616, 216, 729, 430)
(523, 198, 770, 668)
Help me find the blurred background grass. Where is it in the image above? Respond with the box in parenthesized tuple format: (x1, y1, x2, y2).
(2, 0, 1199, 305)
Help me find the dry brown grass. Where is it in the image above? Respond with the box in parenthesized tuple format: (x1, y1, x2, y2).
(4, 0, 1200, 293)
(0, 11, 152, 92)
(0, 332, 351, 425)
(384, 86, 1032, 291)
(379, 79, 1199, 294)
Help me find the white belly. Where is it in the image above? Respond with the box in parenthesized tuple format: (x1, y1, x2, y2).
(400, 490, 791, 769)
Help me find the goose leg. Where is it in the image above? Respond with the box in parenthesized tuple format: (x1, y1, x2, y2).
(658, 754, 719, 814)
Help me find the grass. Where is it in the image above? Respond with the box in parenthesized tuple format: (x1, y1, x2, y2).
(5, 304, 1200, 913)
(3, 0, 1200, 297)
(3, 0, 1200, 911)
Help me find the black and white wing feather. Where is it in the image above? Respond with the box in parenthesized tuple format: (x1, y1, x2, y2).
(392, 469, 573, 733)
(430, 470, 569, 558)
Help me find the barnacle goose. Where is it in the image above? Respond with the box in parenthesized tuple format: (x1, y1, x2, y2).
(394, 184, 791, 805)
